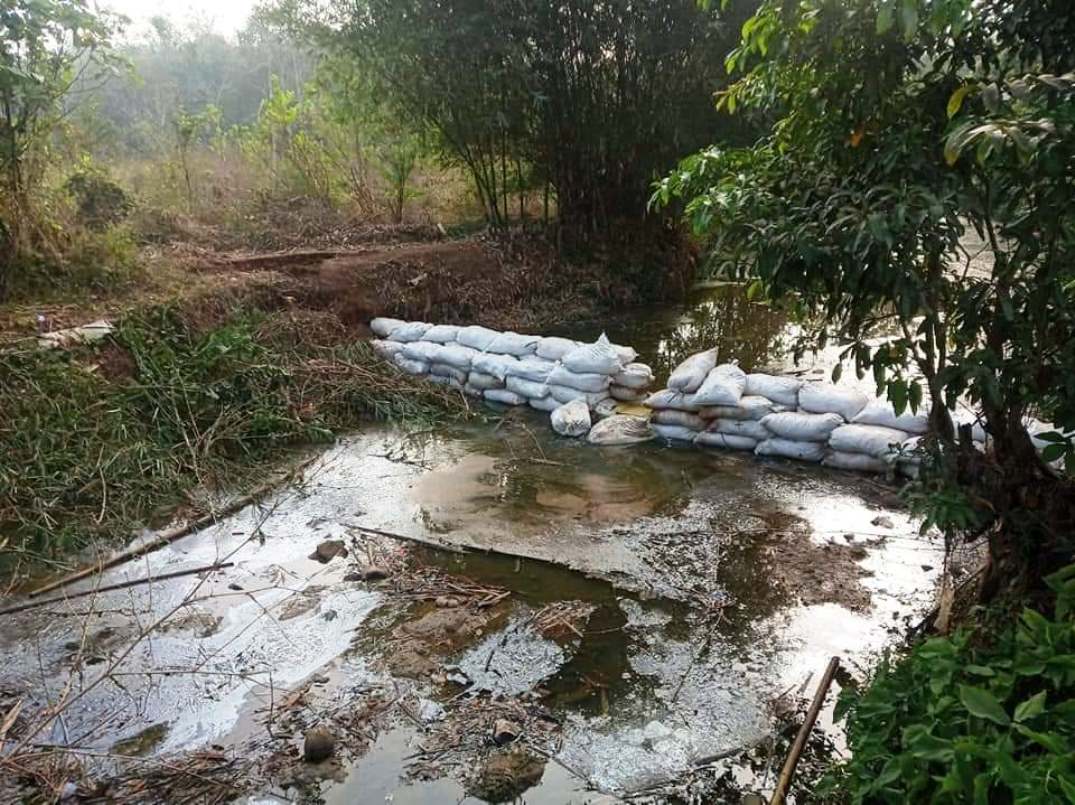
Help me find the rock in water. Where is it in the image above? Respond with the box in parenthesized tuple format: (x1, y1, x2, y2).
(467, 749, 546, 803)
(303, 727, 335, 763)
(492, 718, 521, 746)
(308, 540, 348, 563)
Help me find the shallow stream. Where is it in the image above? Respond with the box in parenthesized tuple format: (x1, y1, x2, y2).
(0, 287, 942, 803)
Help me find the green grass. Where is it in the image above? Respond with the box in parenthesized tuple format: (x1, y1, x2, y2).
(0, 303, 469, 563)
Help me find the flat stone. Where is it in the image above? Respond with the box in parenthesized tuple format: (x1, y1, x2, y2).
(308, 540, 348, 564)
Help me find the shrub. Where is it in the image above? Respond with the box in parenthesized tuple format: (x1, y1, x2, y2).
(827, 564, 1075, 803)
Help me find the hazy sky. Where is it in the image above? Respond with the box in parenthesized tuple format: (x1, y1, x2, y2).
(102, 0, 258, 38)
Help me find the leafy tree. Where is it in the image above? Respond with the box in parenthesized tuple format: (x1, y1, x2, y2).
(657, 0, 1075, 591)
(273, 0, 758, 246)
(0, 0, 125, 294)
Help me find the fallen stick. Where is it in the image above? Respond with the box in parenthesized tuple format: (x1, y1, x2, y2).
(770, 656, 841, 805)
(27, 456, 316, 598)
(0, 563, 234, 617)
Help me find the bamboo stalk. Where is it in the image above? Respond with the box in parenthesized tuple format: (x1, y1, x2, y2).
(770, 656, 841, 805)
(27, 456, 315, 598)
(0, 563, 234, 617)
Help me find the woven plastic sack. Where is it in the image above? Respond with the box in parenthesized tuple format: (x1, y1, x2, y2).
(667, 349, 718, 393)
(755, 438, 825, 463)
(828, 424, 909, 457)
(551, 400, 592, 437)
(613, 363, 655, 390)
(548, 366, 611, 393)
(798, 383, 869, 421)
(693, 363, 747, 407)
(587, 415, 655, 446)
(370, 317, 406, 338)
(851, 400, 930, 434)
(744, 374, 802, 408)
(561, 333, 623, 375)
(760, 412, 844, 442)
(695, 432, 759, 451)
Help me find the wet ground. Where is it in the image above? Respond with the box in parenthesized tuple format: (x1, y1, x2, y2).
(0, 286, 943, 803)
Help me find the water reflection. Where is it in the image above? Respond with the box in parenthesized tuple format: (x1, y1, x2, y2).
(550, 283, 792, 381)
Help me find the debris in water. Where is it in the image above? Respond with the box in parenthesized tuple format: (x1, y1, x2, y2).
(304, 727, 337, 763)
(492, 718, 521, 746)
(456, 620, 568, 696)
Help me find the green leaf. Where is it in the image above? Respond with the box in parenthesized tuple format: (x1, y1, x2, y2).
(947, 85, 971, 119)
(1013, 724, 1068, 755)
(1013, 690, 1046, 723)
(1042, 443, 1067, 463)
(899, 0, 919, 41)
(959, 685, 1010, 725)
(876, 4, 894, 34)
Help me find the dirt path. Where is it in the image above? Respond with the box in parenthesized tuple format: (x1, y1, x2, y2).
(0, 234, 608, 345)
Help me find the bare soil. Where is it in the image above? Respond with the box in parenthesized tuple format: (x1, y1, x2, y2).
(0, 229, 636, 345)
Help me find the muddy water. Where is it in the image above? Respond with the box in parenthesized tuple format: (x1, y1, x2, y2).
(0, 286, 943, 803)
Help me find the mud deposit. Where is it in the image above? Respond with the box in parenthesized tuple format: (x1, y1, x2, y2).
(0, 286, 943, 803)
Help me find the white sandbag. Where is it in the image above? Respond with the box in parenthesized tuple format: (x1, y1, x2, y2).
(484, 388, 527, 406)
(393, 356, 429, 376)
(652, 410, 707, 431)
(463, 382, 485, 397)
(551, 400, 592, 437)
(506, 376, 549, 399)
(652, 424, 699, 442)
(828, 424, 909, 458)
(613, 363, 655, 390)
(562, 333, 623, 375)
(370, 339, 405, 360)
(610, 385, 647, 402)
(437, 344, 478, 371)
(745, 374, 802, 408)
(402, 341, 444, 363)
(535, 336, 580, 361)
(457, 325, 500, 352)
(695, 432, 759, 451)
(472, 352, 519, 381)
(430, 363, 467, 384)
(548, 385, 611, 407)
(548, 366, 612, 393)
(761, 412, 844, 442)
(693, 363, 748, 406)
(798, 383, 869, 421)
(709, 418, 770, 442)
(467, 371, 503, 391)
(387, 321, 432, 343)
(423, 324, 460, 343)
(370, 317, 406, 338)
(529, 396, 561, 413)
(611, 343, 638, 365)
(668, 349, 718, 393)
(488, 331, 540, 357)
(505, 357, 556, 383)
(593, 398, 619, 419)
(823, 451, 890, 473)
(851, 400, 930, 434)
(587, 415, 655, 446)
(755, 438, 825, 463)
(644, 389, 702, 412)
(699, 396, 785, 422)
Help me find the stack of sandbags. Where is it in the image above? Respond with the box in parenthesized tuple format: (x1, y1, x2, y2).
(370, 319, 653, 430)
(643, 349, 716, 442)
(752, 382, 868, 463)
(644, 354, 798, 451)
(822, 399, 931, 473)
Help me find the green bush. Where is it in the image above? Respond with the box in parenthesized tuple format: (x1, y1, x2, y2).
(827, 565, 1075, 803)
(0, 304, 467, 560)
